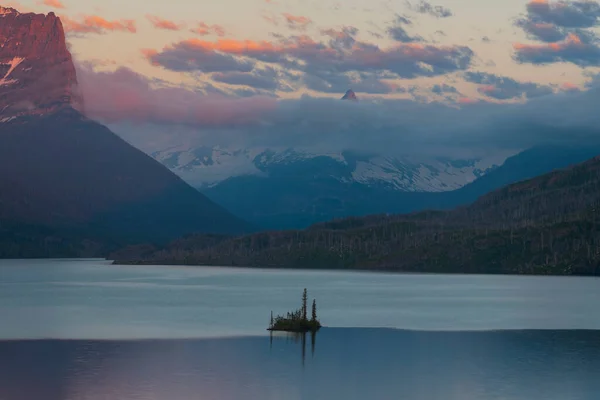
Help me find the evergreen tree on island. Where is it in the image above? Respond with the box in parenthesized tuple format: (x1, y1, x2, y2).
(268, 288, 322, 332)
(302, 288, 308, 321)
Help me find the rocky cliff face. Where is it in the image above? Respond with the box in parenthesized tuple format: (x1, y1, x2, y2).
(0, 6, 81, 120)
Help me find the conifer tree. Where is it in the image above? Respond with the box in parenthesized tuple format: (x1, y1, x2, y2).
(302, 288, 308, 321)
(311, 299, 317, 322)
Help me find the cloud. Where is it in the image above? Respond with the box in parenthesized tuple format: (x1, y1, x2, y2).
(143, 40, 254, 73)
(513, 1, 600, 66)
(514, 32, 600, 66)
(561, 82, 581, 91)
(431, 83, 459, 94)
(145, 33, 474, 81)
(303, 70, 399, 94)
(525, 0, 600, 29)
(320, 26, 359, 50)
(40, 0, 65, 9)
(407, 0, 453, 18)
(464, 71, 554, 99)
(76, 63, 600, 160)
(62, 15, 136, 35)
(75, 64, 277, 128)
(386, 15, 424, 43)
(211, 66, 291, 91)
(515, 19, 567, 42)
(146, 15, 183, 31)
(282, 13, 312, 30)
(190, 22, 226, 37)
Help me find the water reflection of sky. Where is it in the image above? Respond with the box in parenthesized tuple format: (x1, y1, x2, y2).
(1, 329, 599, 400)
(1, 260, 600, 339)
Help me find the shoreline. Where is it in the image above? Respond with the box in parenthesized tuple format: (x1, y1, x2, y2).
(2, 327, 600, 343)
(110, 260, 600, 278)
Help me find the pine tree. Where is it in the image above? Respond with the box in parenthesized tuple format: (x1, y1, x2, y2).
(311, 299, 317, 322)
(270, 311, 274, 328)
(302, 288, 308, 321)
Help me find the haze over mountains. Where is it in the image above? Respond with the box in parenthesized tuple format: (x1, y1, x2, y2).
(0, 7, 249, 257)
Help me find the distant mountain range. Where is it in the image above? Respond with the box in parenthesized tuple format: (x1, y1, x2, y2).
(135, 91, 600, 230)
(0, 7, 249, 257)
(192, 145, 599, 229)
(112, 152, 600, 276)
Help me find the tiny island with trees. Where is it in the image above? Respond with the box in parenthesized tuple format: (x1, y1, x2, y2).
(268, 288, 322, 333)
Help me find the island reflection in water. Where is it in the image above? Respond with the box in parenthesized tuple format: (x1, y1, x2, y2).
(269, 329, 317, 365)
(1, 328, 600, 400)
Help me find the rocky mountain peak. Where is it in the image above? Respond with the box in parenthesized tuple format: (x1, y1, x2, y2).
(341, 89, 358, 101)
(0, 7, 81, 120)
(0, 6, 19, 15)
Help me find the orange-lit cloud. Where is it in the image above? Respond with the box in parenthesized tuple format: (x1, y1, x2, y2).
(40, 0, 65, 9)
(145, 34, 474, 79)
(513, 33, 600, 66)
(514, 33, 583, 52)
(282, 13, 312, 30)
(561, 82, 580, 91)
(146, 15, 183, 31)
(190, 22, 226, 37)
(177, 38, 283, 55)
(62, 15, 136, 34)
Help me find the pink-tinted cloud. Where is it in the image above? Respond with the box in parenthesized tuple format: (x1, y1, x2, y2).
(190, 22, 226, 37)
(514, 32, 600, 66)
(146, 15, 183, 31)
(457, 97, 479, 104)
(561, 82, 580, 92)
(62, 15, 137, 35)
(146, 34, 474, 79)
(40, 0, 65, 9)
(282, 13, 312, 30)
(142, 40, 254, 72)
(76, 65, 276, 127)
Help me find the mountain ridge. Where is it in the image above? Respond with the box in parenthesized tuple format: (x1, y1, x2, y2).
(112, 152, 600, 276)
(0, 6, 81, 119)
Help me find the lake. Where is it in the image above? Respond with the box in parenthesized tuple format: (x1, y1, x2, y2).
(1, 258, 599, 400)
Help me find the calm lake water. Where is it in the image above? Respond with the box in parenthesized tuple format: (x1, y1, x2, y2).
(1, 258, 600, 400)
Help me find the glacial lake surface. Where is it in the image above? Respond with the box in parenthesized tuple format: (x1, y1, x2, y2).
(1, 258, 599, 400)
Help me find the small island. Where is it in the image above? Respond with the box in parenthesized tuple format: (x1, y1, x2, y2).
(268, 288, 322, 332)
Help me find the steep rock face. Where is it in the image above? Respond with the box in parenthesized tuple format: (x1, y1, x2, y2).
(0, 7, 80, 119)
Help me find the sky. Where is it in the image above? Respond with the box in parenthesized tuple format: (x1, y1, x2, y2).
(9, 0, 600, 155)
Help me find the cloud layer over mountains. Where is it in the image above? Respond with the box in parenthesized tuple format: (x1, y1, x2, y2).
(65, 0, 600, 157)
(76, 61, 600, 157)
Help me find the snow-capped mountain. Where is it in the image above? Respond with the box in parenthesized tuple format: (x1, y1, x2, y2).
(151, 145, 516, 192)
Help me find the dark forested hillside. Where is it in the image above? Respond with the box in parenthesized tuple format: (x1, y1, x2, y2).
(113, 155, 600, 275)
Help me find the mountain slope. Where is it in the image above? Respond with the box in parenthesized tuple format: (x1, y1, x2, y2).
(0, 7, 250, 255)
(0, 109, 250, 242)
(113, 153, 600, 275)
(201, 145, 600, 229)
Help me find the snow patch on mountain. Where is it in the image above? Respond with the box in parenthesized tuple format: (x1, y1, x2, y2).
(350, 152, 513, 192)
(151, 145, 518, 192)
(0, 57, 24, 86)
